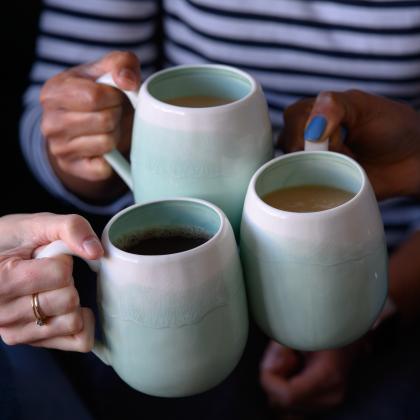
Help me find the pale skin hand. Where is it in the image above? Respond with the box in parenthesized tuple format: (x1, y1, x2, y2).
(40, 51, 141, 202)
(0, 213, 103, 352)
(279, 90, 420, 200)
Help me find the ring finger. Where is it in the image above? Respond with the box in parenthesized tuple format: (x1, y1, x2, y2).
(0, 285, 79, 326)
(1, 307, 84, 345)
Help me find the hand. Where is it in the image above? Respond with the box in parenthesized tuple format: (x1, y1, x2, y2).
(260, 339, 369, 415)
(279, 90, 420, 200)
(0, 213, 103, 352)
(40, 51, 141, 200)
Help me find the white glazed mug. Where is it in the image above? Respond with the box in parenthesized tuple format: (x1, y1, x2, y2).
(240, 151, 388, 350)
(97, 64, 273, 235)
(37, 198, 248, 397)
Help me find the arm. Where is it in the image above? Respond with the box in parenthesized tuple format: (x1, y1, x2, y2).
(20, 0, 160, 212)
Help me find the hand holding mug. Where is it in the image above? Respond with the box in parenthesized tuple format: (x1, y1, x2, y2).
(240, 148, 388, 350)
(97, 63, 273, 235)
(279, 90, 420, 200)
(34, 199, 248, 397)
(260, 339, 370, 413)
(0, 213, 103, 351)
(40, 51, 140, 200)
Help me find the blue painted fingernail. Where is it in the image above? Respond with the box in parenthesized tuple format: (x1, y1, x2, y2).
(304, 115, 327, 142)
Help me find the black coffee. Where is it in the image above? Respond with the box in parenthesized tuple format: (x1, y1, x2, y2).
(115, 227, 211, 255)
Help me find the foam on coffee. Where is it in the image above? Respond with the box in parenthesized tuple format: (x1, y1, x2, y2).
(263, 184, 355, 213)
(114, 226, 211, 255)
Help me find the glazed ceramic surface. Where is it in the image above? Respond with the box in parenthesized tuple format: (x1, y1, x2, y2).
(37, 199, 248, 397)
(240, 152, 388, 350)
(98, 65, 273, 235)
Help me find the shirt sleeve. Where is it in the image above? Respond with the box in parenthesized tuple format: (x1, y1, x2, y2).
(19, 0, 160, 214)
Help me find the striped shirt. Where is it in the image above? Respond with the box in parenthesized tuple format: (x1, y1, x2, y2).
(20, 0, 420, 247)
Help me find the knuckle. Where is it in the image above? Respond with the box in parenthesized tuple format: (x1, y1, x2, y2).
(62, 214, 89, 237)
(39, 79, 57, 105)
(108, 50, 137, 62)
(65, 288, 80, 312)
(40, 115, 54, 136)
(97, 109, 119, 133)
(94, 134, 115, 155)
(65, 312, 83, 334)
(50, 258, 73, 288)
(81, 86, 103, 109)
(74, 332, 93, 353)
(317, 91, 337, 105)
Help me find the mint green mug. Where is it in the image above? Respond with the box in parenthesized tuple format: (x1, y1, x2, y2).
(97, 64, 273, 235)
(240, 151, 388, 351)
(36, 198, 248, 397)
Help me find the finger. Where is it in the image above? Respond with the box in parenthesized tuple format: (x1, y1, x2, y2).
(20, 213, 103, 259)
(49, 132, 119, 160)
(278, 99, 314, 152)
(303, 91, 359, 144)
(0, 284, 79, 325)
(29, 308, 95, 353)
(79, 50, 141, 91)
(42, 106, 122, 139)
(0, 254, 73, 301)
(0, 308, 84, 346)
(260, 369, 295, 407)
(41, 77, 126, 112)
(260, 341, 301, 377)
(56, 156, 113, 182)
(261, 355, 334, 409)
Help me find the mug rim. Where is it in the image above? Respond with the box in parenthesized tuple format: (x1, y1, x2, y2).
(102, 197, 225, 261)
(141, 63, 257, 112)
(249, 151, 367, 217)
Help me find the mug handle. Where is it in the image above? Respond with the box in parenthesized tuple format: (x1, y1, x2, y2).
(304, 137, 329, 151)
(96, 73, 138, 191)
(35, 240, 111, 366)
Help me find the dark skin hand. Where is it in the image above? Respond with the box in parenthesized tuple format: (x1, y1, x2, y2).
(260, 90, 420, 418)
(40, 51, 141, 202)
(279, 90, 420, 200)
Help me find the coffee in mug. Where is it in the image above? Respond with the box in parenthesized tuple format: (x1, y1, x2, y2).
(262, 185, 355, 212)
(36, 198, 249, 397)
(114, 227, 211, 255)
(164, 95, 234, 108)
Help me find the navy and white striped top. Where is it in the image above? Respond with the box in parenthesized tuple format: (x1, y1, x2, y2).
(20, 0, 420, 248)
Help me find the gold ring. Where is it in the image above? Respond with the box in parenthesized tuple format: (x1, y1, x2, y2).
(31, 293, 47, 326)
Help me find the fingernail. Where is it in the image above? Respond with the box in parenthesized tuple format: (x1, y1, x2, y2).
(304, 115, 327, 142)
(119, 68, 138, 87)
(83, 237, 103, 258)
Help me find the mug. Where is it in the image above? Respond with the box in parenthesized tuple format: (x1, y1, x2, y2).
(37, 198, 249, 397)
(97, 64, 273, 235)
(240, 151, 388, 350)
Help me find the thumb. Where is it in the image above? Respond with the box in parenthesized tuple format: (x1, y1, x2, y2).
(303, 90, 359, 146)
(77, 51, 141, 91)
(21, 213, 104, 260)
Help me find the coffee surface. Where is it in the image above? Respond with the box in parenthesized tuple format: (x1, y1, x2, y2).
(263, 185, 355, 212)
(115, 227, 211, 255)
(164, 95, 234, 108)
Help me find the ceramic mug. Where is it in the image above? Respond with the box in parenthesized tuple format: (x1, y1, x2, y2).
(240, 151, 388, 351)
(36, 198, 248, 397)
(97, 64, 273, 235)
